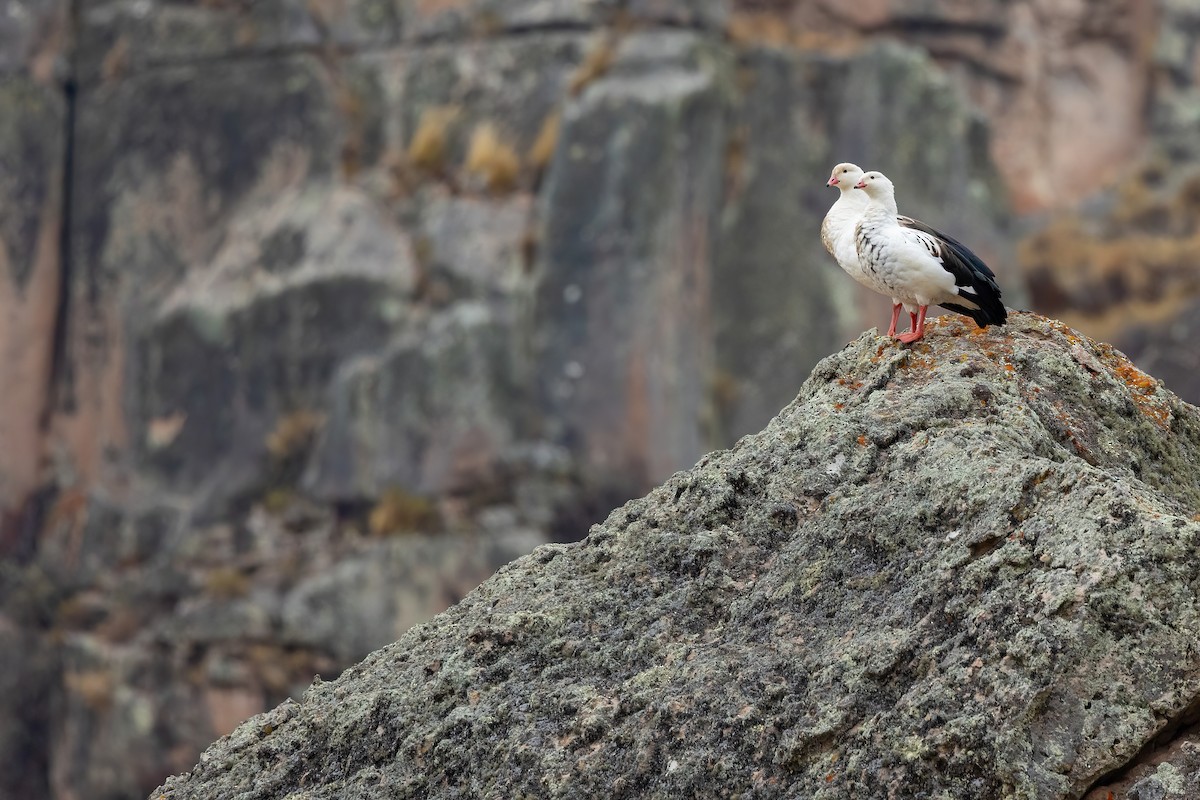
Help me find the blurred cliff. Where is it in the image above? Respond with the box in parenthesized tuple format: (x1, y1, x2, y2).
(0, 1, 1195, 798)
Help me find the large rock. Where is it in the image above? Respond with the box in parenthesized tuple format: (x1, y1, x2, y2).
(155, 313, 1200, 800)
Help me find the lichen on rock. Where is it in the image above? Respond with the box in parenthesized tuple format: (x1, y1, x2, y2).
(154, 313, 1200, 800)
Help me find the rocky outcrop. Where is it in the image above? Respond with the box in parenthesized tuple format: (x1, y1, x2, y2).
(155, 314, 1200, 800)
(15, 0, 1200, 795)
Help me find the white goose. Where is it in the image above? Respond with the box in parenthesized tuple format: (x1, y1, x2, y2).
(853, 170, 1007, 344)
(822, 162, 913, 337)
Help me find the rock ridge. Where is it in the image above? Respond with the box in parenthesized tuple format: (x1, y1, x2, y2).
(155, 313, 1200, 800)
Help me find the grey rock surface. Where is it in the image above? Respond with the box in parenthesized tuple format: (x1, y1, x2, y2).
(77, 0, 400, 74)
(533, 29, 729, 489)
(155, 314, 1200, 800)
(0, 1, 66, 538)
(306, 301, 519, 502)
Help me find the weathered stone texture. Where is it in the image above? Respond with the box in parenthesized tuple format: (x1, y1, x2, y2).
(0, 74, 63, 522)
(534, 30, 728, 487)
(154, 314, 1200, 800)
(305, 300, 521, 502)
(77, 0, 400, 75)
(0, 2, 66, 543)
(24, 497, 544, 800)
(736, 0, 1157, 213)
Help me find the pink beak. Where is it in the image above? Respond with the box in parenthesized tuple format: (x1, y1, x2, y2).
(827, 176, 838, 187)
(853, 179, 867, 189)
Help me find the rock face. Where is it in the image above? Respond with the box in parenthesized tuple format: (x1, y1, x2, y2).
(155, 314, 1200, 800)
(0, 0, 66, 543)
(733, 0, 1158, 214)
(52, 12, 1017, 520)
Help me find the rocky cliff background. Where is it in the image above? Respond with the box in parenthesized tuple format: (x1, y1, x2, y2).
(0, 1, 1197, 798)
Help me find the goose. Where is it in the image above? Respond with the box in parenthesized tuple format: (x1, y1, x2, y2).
(852, 170, 1007, 343)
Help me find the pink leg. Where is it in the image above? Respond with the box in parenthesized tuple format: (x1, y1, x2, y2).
(895, 306, 928, 344)
(887, 303, 902, 337)
(908, 311, 918, 333)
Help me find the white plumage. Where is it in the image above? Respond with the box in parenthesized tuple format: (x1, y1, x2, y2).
(822, 163, 916, 337)
(821, 163, 871, 286)
(844, 169, 1006, 343)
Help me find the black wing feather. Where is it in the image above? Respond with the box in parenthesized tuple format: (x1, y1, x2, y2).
(898, 215, 1007, 327)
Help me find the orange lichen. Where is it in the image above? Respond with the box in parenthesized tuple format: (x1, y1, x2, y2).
(1094, 345, 1171, 427)
(856, 435, 868, 447)
(833, 402, 845, 411)
(1112, 361, 1156, 392)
